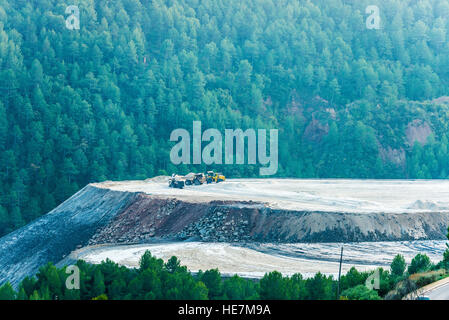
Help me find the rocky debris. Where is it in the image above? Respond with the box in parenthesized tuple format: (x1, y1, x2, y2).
(88, 195, 210, 244)
(175, 207, 253, 242)
(88, 196, 259, 245)
(87, 192, 449, 245)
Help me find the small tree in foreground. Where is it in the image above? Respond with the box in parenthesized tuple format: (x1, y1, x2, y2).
(407, 254, 432, 275)
(390, 254, 406, 277)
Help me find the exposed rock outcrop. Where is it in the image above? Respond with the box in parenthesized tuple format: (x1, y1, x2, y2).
(406, 119, 433, 147)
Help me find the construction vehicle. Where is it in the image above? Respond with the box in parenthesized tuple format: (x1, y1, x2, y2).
(206, 171, 226, 183)
(184, 173, 194, 185)
(185, 173, 207, 185)
(172, 171, 225, 188)
(168, 174, 185, 189)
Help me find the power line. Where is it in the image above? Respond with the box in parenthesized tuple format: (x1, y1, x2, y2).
(336, 246, 343, 299)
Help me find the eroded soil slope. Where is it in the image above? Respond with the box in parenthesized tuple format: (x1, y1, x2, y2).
(0, 185, 138, 287)
(89, 192, 449, 245)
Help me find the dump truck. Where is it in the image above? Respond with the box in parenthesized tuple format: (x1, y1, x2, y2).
(185, 173, 207, 185)
(168, 174, 185, 189)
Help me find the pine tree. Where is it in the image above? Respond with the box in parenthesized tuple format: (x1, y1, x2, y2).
(92, 269, 106, 297)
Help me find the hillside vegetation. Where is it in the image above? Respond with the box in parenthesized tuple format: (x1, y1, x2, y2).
(0, 250, 381, 300)
(2, 249, 448, 300)
(2, 0, 449, 235)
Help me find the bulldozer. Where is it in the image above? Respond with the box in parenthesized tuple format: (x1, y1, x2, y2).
(168, 174, 185, 189)
(206, 171, 226, 183)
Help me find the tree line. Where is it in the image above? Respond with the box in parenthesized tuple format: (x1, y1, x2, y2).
(1, 246, 448, 300)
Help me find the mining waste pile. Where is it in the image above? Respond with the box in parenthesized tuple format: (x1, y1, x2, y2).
(1, 178, 449, 286)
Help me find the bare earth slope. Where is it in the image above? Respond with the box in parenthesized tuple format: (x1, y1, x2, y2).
(88, 193, 449, 244)
(0, 186, 137, 287)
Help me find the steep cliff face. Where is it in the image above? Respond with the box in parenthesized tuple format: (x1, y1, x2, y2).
(0, 185, 138, 287)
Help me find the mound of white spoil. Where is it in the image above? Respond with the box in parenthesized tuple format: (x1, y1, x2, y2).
(95, 179, 449, 213)
(88, 179, 449, 244)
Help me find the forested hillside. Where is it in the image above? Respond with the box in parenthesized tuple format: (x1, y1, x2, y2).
(2, 0, 449, 235)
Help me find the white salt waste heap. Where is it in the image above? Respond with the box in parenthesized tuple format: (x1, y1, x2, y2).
(95, 178, 449, 213)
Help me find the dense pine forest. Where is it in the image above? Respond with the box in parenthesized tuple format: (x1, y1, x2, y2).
(3, 0, 449, 235)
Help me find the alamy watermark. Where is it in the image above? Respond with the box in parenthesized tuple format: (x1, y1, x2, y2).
(170, 121, 278, 175)
(65, 265, 80, 290)
(65, 5, 80, 30)
(366, 5, 380, 30)
(365, 268, 380, 290)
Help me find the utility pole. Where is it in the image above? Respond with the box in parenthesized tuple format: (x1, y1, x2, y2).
(336, 246, 344, 299)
